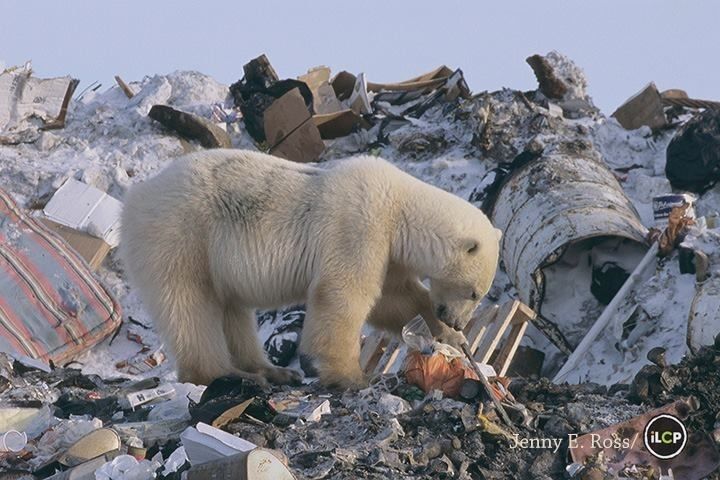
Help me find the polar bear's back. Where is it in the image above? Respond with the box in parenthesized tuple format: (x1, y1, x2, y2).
(120, 150, 405, 307)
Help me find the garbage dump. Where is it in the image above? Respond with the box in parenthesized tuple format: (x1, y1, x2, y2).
(0, 51, 720, 479)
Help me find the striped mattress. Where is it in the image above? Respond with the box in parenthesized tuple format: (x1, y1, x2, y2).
(0, 188, 122, 365)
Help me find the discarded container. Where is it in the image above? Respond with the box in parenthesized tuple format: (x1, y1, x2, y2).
(181, 422, 256, 466)
(187, 448, 296, 480)
(0, 430, 27, 452)
(0, 62, 79, 133)
(58, 428, 121, 467)
(489, 144, 649, 369)
(653, 194, 696, 227)
(43, 178, 123, 247)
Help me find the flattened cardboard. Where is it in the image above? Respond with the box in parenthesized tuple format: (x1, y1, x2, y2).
(612, 82, 667, 130)
(0, 65, 78, 132)
(41, 219, 111, 271)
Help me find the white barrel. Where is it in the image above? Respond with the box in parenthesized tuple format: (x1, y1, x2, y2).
(490, 148, 648, 310)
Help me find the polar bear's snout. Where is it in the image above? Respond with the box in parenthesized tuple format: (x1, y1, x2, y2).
(428, 280, 481, 330)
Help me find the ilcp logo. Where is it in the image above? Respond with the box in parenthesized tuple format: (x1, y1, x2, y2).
(644, 414, 687, 459)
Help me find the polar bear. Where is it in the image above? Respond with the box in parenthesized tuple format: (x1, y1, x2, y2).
(120, 149, 500, 388)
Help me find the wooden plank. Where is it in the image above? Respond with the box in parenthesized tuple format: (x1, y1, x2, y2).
(360, 331, 388, 374)
(114, 75, 135, 99)
(493, 322, 529, 376)
(475, 300, 519, 364)
(512, 302, 537, 324)
(464, 304, 499, 355)
(385, 344, 408, 375)
(374, 339, 402, 376)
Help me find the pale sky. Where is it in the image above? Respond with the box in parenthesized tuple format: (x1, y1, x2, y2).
(2, 0, 718, 114)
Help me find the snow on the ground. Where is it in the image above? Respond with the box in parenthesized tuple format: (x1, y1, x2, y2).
(1, 64, 717, 386)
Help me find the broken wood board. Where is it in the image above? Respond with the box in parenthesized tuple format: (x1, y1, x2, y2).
(366, 65, 453, 93)
(114, 75, 135, 98)
(471, 300, 536, 376)
(360, 299, 535, 378)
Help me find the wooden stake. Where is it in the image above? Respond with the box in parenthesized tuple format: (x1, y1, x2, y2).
(115, 75, 135, 98)
(461, 342, 512, 427)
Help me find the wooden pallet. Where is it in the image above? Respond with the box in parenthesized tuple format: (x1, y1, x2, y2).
(360, 299, 536, 377)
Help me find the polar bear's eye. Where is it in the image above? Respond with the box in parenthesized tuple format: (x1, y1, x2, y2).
(471, 291, 478, 300)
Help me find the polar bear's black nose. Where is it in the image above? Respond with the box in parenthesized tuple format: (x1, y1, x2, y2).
(436, 304, 447, 319)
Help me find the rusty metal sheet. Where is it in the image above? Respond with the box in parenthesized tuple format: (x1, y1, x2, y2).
(569, 399, 720, 479)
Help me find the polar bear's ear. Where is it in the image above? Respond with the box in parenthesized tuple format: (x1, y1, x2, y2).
(463, 239, 479, 254)
(494, 228, 503, 242)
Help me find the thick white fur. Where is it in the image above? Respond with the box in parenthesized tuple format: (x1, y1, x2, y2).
(120, 149, 500, 388)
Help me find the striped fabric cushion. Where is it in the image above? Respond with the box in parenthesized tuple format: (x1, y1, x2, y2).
(0, 188, 122, 365)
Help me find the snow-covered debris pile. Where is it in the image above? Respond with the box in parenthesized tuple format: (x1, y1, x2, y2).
(1, 51, 720, 478)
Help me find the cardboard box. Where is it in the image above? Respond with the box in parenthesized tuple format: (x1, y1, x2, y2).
(298, 66, 343, 115)
(612, 82, 667, 130)
(264, 88, 324, 163)
(43, 179, 122, 247)
(313, 109, 362, 139)
(41, 219, 111, 271)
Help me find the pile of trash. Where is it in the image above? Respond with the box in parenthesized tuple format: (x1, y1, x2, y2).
(1, 51, 720, 478)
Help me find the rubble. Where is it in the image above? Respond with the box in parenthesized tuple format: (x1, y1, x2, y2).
(1, 50, 720, 479)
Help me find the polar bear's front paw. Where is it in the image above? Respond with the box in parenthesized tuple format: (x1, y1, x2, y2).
(263, 366, 303, 386)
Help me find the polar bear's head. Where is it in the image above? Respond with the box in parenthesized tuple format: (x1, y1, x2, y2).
(428, 224, 501, 330)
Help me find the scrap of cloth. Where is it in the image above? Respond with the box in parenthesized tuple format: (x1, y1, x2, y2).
(0, 188, 121, 365)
